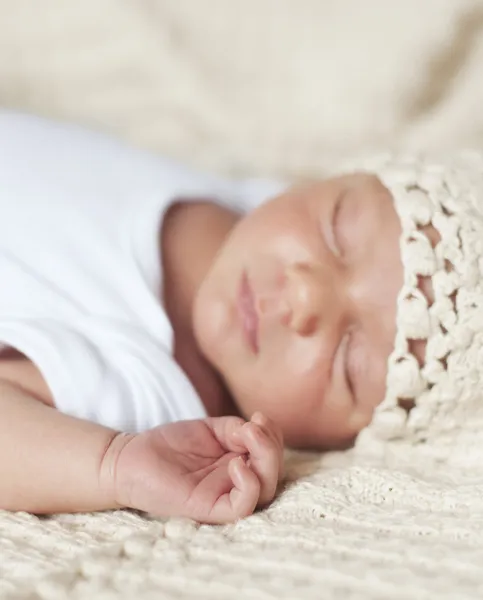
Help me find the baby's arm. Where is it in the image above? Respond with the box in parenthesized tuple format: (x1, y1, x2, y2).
(0, 380, 119, 513)
(0, 381, 283, 522)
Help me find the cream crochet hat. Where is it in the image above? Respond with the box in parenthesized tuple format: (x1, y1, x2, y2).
(349, 151, 483, 472)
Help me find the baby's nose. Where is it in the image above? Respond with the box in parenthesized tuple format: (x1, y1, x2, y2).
(256, 262, 338, 335)
(285, 263, 331, 336)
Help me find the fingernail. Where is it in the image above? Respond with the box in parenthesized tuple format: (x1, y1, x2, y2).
(251, 411, 264, 424)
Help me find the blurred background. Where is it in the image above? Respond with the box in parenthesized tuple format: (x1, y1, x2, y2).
(2, 0, 483, 178)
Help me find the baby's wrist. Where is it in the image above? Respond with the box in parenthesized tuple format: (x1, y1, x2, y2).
(98, 431, 137, 509)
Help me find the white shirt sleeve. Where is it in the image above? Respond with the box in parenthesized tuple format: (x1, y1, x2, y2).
(0, 318, 206, 432)
(0, 110, 287, 432)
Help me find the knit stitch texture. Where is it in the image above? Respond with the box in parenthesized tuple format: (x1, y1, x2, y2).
(3, 1, 483, 598)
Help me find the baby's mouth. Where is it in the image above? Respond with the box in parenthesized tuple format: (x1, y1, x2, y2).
(237, 271, 259, 354)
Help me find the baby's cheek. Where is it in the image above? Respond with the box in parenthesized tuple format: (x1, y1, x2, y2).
(239, 391, 301, 446)
(348, 406, 375, 433)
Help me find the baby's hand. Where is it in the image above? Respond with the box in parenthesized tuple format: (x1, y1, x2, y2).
(106, 413, 284, 524)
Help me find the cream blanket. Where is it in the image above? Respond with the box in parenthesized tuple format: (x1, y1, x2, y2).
(2, 1, 483, 598)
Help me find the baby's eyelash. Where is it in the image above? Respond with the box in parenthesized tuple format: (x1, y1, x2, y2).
(330, 193, 345, 258)
(344, 332, 356, 402)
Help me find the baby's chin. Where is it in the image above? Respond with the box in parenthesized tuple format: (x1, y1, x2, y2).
(284, 428, 360, 452)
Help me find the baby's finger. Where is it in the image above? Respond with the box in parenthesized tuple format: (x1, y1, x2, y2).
(251, 412, 283, 450)
(209, 457, 260, 523)
(251, 412, 284, 478)
(240, 422, 280, 507)
(205, 416, 248, 454)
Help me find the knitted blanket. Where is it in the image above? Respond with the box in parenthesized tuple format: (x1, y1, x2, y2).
(2, 1, 483, 598)
(3, 449, 483, 599)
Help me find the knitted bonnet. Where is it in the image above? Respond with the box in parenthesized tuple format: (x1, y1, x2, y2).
(349, 151, 483, 471)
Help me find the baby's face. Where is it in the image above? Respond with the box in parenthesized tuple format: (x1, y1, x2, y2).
(193, 173, 404, 449)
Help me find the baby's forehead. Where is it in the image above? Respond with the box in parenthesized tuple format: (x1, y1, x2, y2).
(276, 171, 393, 214)
(303, 172, 392, 205)
(332, 171, 387, 191)
(287, 171, 374, 194)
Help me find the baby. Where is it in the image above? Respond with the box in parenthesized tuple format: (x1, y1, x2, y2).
(0, 112, 480, 523)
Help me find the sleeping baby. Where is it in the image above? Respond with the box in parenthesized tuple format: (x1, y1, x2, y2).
(0, 112, 481, 523)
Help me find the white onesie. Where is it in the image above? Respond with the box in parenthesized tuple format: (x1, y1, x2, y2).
(0, 111, 283, 432)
